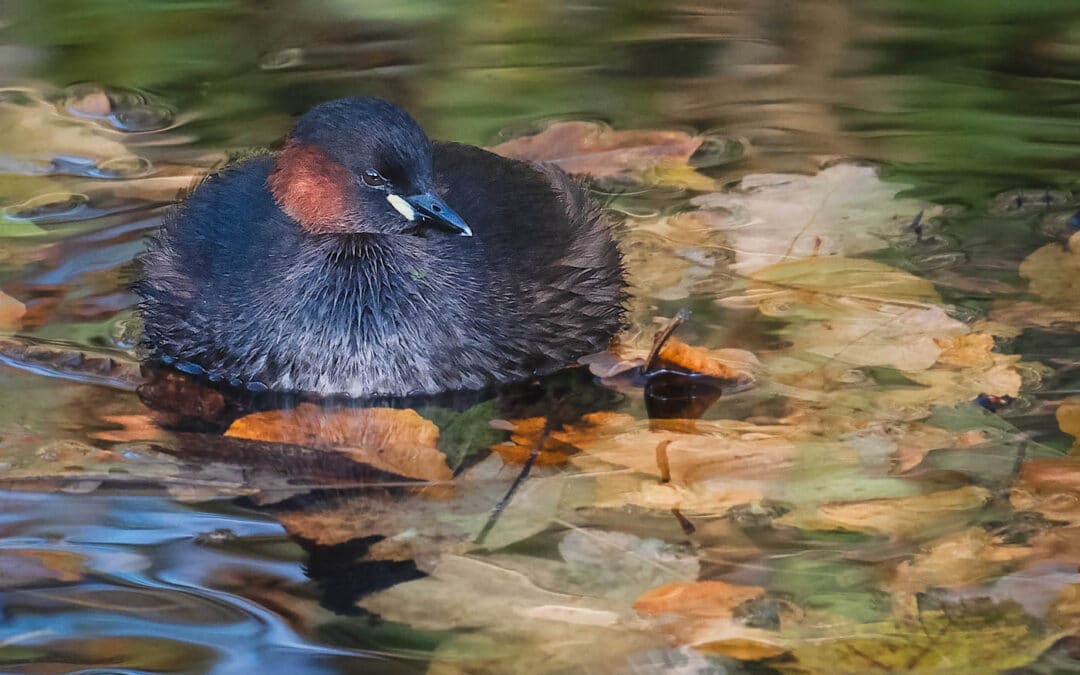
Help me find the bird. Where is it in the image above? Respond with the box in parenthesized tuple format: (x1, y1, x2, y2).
(135, 97, 626, 399)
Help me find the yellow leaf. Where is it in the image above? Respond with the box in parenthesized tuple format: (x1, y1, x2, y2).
(1057, 398, 1080, 442)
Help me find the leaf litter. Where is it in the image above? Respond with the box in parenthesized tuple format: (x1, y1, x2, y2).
(1, 106, 1076, 674)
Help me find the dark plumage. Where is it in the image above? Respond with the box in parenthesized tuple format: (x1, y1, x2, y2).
(135, 97, 626, 398)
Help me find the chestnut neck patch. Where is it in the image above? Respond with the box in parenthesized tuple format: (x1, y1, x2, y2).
(268, 141, 355, 233)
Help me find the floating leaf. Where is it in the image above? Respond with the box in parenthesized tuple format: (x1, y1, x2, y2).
(490, 121, 705, 183)
(0, 291, 26, 329)
(1057, 398, 1080, 443)
(1020, 231, 1080, 314)
(226, 404, 452, 482)
(634, 580, 765, 618)
(692, 164, 929, 274)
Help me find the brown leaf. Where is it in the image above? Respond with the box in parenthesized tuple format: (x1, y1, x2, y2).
(778, 486, 992, 539)
(491, 412, 634, 467)
(1057, 398, 1080, 442)
(0, 549, 87, 586)
(490, 121, 703, 179)
(634, 580, 765, 618)
(698, 637, 788, 660)
(890, 528, 1031, 609)
(92, 414, 167, 443)
(933, 333, 998, 369)
(0, 291, 26, 329)
(226, 404, 451, 482)
(1010, 457, 1080, 524)
(1020, 231, 1080, 313)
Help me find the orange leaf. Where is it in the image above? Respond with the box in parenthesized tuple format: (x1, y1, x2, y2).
(492, 412, 635, 467)
(634, 580, 764, 618)
(654, 337, 747, 380)
(226, 404, 451, 482)
(0, 291, 26, 330)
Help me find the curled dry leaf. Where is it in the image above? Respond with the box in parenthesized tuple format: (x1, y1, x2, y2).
(651, 337, 756, 381)
(489, 121, 705, 182)
(584, 335, 759, 384)
(225, 403, 452, 482)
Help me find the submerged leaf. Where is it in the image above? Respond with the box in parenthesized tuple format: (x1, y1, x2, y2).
(634, 580, 765, 618)
(778, 486, 992, 539)
(783, 602, 1056, 674)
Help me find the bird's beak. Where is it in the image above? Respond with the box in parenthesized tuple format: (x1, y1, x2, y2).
(395, 192, 473, 237)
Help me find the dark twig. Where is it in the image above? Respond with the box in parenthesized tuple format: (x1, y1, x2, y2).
(474, 414, 557, 544)
(644, 308, 691, 374)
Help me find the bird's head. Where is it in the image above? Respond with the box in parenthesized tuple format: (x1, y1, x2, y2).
(267, 97, 472, 237)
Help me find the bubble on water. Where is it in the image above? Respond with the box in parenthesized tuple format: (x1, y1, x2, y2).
(0, 89, 36, 107)
(1037, 208, 1080, 239)
(990, 187, 1071, 214)
(109, 104, 174, 133)
(47, 153, 151, 180)
(909, 251, 968, 272)
(691, 133, 745, 169)
(261, 48, 304, 70)
(839, 368, 869, 385)
(4, 192, 90, 221)
(95, 155, 153, 179)
(64, 82, 113, 117)
(60, 83, 174, 132)
(108, 315, 143, 351)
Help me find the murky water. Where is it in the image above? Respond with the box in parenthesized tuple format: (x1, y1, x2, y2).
(1, 1, 1080, 673)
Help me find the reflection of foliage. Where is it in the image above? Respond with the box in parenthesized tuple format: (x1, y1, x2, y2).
(857, 0, 1080, 203)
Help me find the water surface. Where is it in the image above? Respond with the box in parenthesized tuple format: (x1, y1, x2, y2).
(1, 1, 1080, 673)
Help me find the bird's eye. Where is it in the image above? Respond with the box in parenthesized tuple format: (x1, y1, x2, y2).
(362, 169, 387, 188)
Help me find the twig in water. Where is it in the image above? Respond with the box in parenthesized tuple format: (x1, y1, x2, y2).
(644, 308, 691, 374)
(655, 439, 672, 483)
(474, 415, 556, 545)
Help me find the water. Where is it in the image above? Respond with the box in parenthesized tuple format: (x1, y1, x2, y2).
(1, 1, 1080, 673)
